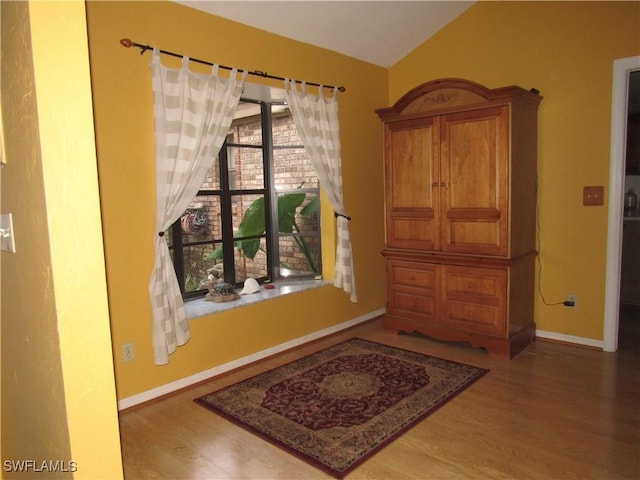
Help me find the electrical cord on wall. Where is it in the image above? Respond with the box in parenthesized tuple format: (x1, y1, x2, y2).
(535, 177, 576, 307)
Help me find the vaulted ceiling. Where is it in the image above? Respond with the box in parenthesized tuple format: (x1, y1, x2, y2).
(174, 1, 475, 67)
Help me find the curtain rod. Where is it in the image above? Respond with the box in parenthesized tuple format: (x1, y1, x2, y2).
(120, 39, 346, 93)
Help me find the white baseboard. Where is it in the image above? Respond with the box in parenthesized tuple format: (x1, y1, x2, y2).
(117, 308, 385, 411)
(536, 329, 604, 350)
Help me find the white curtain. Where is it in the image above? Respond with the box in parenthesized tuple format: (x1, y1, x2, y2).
(149, 50, 246, 365)
(284, 80, 357, 303)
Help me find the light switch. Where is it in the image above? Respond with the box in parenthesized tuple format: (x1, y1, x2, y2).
(0, 213, 16, 253)
(583, 186, 604, 206)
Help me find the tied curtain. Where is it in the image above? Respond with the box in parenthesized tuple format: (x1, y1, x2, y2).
(284, 80, 357, 303)
(149, 50, 246, 365)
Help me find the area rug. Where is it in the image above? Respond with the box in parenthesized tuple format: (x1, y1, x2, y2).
(195, 338, 488, 478)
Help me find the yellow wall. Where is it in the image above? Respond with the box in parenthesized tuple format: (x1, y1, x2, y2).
(1, 1, 123, 478)
(1, 1, 72, 474)
(390, 1, 640, 341)
(85, 1, 388, 400)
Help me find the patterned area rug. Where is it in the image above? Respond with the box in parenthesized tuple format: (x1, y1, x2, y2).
(195, 338, 488, 478)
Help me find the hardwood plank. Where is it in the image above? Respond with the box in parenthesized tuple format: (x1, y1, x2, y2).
(119, 318, 640, 479)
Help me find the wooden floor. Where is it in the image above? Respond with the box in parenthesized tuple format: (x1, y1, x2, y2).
(119, 315, 639, 479)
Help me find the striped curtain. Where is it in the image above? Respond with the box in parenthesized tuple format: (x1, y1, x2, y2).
(149, 50, 246, 365)
(284, 80, 357, 303)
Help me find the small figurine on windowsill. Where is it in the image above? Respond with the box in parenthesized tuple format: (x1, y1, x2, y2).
(200, 268, 240, 303)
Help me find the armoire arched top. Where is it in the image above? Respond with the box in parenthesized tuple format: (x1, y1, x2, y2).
(376, 78, 542, 121)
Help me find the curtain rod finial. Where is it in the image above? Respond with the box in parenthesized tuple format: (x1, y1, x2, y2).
(120, 38, 133, 48)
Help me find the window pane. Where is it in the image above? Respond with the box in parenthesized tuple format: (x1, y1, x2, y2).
(272, 107, 301, 146)
(273, 148, 319, 189)
(227, 147, 264, 190)
(182, 244, 221, 293)
(229, 102, 262, 145)
(232, 194, 266, 238)
(287, 192, 320, 234)
(180, 196, 221, 242)
(235, 238, 267, 283)
(276, 190, 320, 234)
(201, 161, 220, 190)
(279, 235, 321, 277)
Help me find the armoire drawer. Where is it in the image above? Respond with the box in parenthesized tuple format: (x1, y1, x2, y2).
(388, 260, 438, 291)
(443, 265, 507, 336)
(445, 301, 504, 335)
(444, 266, 505, 301)
(388, 290, 436, 323)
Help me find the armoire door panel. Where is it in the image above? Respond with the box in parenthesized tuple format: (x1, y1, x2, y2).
(446, 218, 502, 255)
(389, 213, 436, 250)
(445, 119, 499, 209)
(440, 107, 508, 255)
(385, 117, 440, 249)
(389, 122, 437, 209)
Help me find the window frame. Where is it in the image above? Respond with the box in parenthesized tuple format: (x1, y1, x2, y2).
(170, 98, 322, 300)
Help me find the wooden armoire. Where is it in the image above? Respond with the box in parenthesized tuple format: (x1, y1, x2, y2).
(376, 78, 542, 358)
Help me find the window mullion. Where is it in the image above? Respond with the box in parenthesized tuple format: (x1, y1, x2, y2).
(263, 103, 278, 281)
(171, 222, 186, 293)
(219, 141, 236, 285)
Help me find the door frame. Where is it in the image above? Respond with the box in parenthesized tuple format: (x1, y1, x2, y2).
(603, 55, 640, 352)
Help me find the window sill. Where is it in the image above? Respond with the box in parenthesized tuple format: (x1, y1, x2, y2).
(185, 279, 330, 320)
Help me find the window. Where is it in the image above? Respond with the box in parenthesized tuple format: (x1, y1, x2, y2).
(168, 98, 322, 299)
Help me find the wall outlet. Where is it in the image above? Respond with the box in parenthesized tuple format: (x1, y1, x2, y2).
(122, 342, 135, 362)
(566, 294, 577, 308)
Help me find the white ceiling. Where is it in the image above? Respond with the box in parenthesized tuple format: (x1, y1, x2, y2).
(174, 1, 475, 67)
